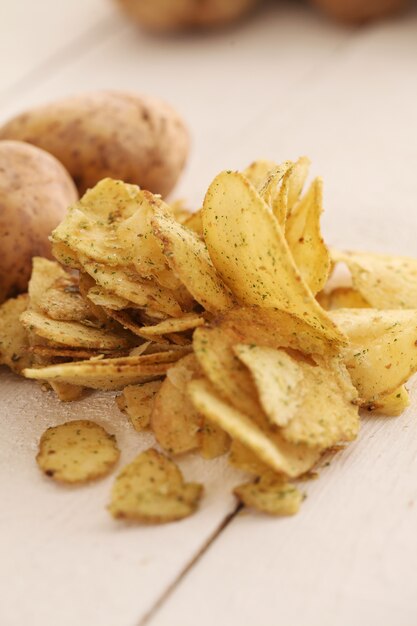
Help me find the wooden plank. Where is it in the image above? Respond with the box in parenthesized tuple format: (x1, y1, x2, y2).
(146, 10, 417, 625)
(0, 0, 120, 98)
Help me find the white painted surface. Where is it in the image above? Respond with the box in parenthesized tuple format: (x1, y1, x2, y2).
(0, 2, 416, 625)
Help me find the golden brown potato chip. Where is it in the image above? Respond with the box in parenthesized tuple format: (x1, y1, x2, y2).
(41, 278, 93, 322)
(0, 294, 31, 373)
(235, 344, 359, 447)
(136, 313, 204, 337)
(258, 160, 293, 223)
(285, 156, 311, 213)
(116, 381, 162, 431)
(202, 171, 344, 344)
(363, 385, 409, 417)
(81, 260, 182, 317)
(152, 207, 235, 314)
(331, 308, 417, 404)
(317, 287, 370, 310)
(234, 474, 302, 516)
(285, 178, 330, 294)
(23, 354, 175, 390)
(198, 419, 230, 460)
(108, 448, 203, 523)
(20, 309, 133, 351)
(50, 382, 85, 402)
(242, 159, 278, 189)
(51, 241, 82, 270)
(151, 354, 202, 454)
(228, 440, 271, 475)
(332, 249, 417, 309)
(36, 419, 119, 483)
(189, 379, 320, 478)
(86, 286, 131, 311)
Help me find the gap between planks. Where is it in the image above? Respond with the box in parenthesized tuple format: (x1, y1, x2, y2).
(138, 504, 243, 626)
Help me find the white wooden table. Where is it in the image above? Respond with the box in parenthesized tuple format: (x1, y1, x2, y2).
(1, 2, 417, 625)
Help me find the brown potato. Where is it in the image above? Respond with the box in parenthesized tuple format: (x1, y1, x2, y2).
(0, 91, 189, 196)
(114, 0, 259, 31)
(310, 0, 408, 23)
(0, 141, 77, 303)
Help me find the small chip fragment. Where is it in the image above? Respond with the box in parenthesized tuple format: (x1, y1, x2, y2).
(36, 419, 120, 483)
(234, 474, 303, 516)
(108, 448, 203, 523)
(116, 381, 162, 431)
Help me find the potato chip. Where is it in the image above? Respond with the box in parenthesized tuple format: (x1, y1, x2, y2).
(23, 354, 176, 390)
(81, 260, 182, 317)
(152, 207, 235, 314)
(151, 354, 202, 454)
(235, 344, 359, 447)
(363, 385, 409, 417)
(285, 178, 330, 294)
(116, 381, 162, 431)
(50, 382, 85, 402)
(330, 308, 417, 404)
(0, 294, 31, 374)
(317, 287, 370, 310)
(189, 379, 320, 478)
(258, 160, 293, 223)
(198, 419, 230, 460)
(202, 171, 345, 344)
(41, 277, 93, 322)
(20, 309, 134, 351)
(28, 257, 69, 311)
(332, 249, 417, 309)
(170, 199, 193, 225)
(51, 241, 82, 270)
(234, 474, 302, 516)
(285, 156, 311, 213)
(36, 419, 119, 483)
(228, 440, 271, 475)
(136, 313, 203, 337)
(108, 448, 203, 523)
(242, 159, 278, 189)
(86, 286, 131, 311)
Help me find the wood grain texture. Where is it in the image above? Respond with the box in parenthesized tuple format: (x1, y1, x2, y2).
(0, 2, 416, 625)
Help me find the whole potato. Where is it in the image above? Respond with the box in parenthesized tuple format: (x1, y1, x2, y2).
(114, 0, 259, 31)
(310, 0, 408, 23)
(0, 91, 189, 196)
(0, 141, 78, 303)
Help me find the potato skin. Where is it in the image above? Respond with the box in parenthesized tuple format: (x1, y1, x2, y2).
(310, 0, 408, 23)
(0, 141, 78, 303)
(0, 92, 189, 196)
(114, 0, 259, 31)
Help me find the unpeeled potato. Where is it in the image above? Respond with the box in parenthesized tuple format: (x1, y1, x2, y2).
(0, 91, 189, 196)
(114, 0, 259, 31)
(0, 141, 77, 303)
(310, 0, 408, 23)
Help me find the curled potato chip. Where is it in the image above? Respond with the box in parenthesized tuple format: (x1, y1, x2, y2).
(108, 448, 203, 523)
(81, 260, 182, 317)
(285, 178, 330, 294)
(189, 379, 320, 478)
(0, 294, 31, 373)
(20, 309, 133, 351)
(258, 160, 293, 223)
(330, 308, 417, 404)
(235, 344, 359, 447)
(234, 474, 303, 516)
(41, 278, 93, 322)
(242, 159, 278, 189)
(202, 171, 344, 344)
(116, 381, 162, 431)
(28, 257, 69, 311)
(137, 313, 204, 337)
(183, 210, 203, 237)
(36, 419, 120, 483)
(363, 385, 409, 417)
(152, 207, 235, 314)
(86, 286, 131, 311)
(151, 354, 202, 454)
(23, 354, 177, 390)
(332, 249, 417, 309)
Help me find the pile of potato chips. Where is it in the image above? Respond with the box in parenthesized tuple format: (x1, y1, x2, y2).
(1, 157, 417, 522)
